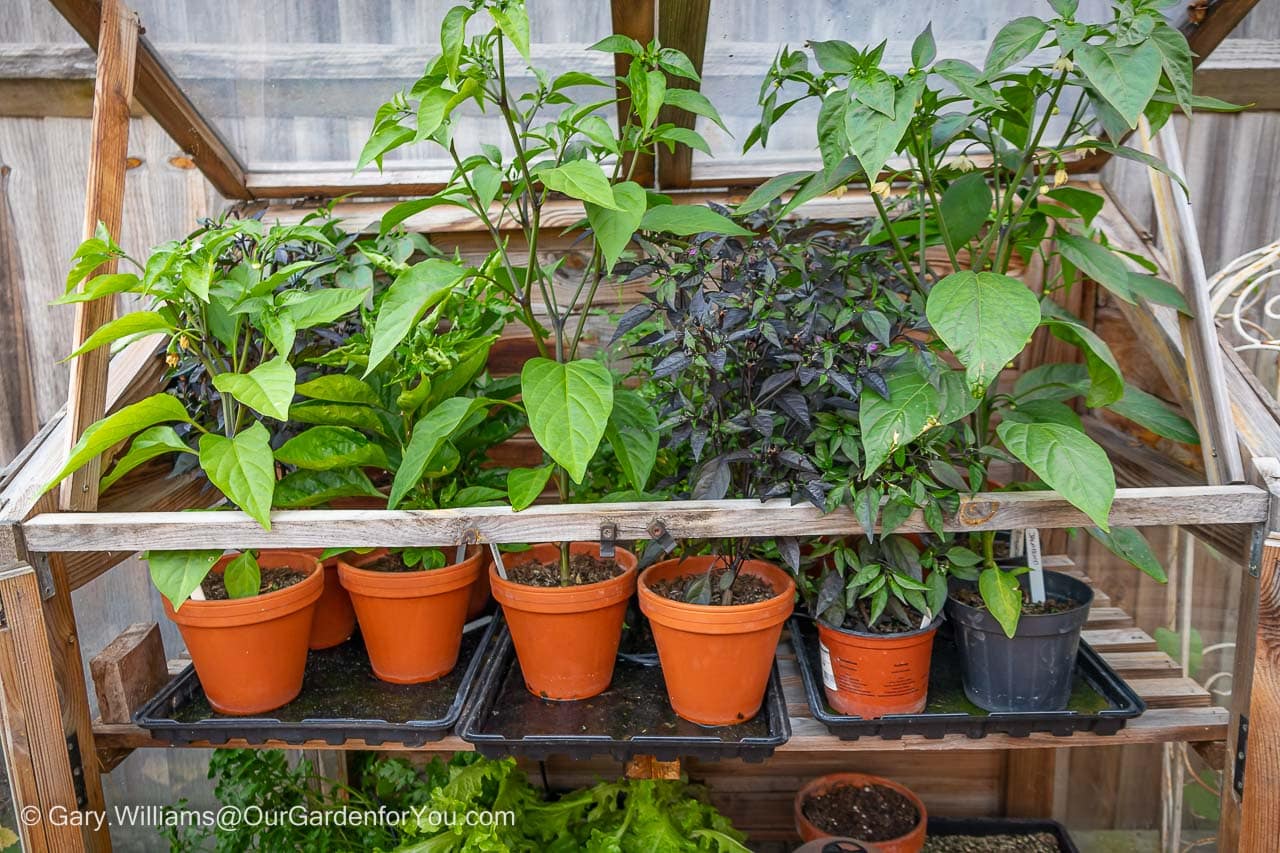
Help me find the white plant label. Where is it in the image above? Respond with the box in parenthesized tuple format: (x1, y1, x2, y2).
(819, 641, 837, 691)
(1025, 527, 1046, 604)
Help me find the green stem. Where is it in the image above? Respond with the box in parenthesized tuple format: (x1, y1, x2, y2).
(870, 193, 924, 294)
(913, 133, 962, 272)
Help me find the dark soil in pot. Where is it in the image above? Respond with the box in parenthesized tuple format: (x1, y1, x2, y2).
(200, 568, 309, 599)
(951, 587, 1078, 616)
(506, 553, 624, 586)
(802, 782, 920, 841)
(923, 833, 1060, 852)
(648, 567, 777, 605)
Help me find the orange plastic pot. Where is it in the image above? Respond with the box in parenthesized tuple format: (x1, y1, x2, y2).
(338, 547, 483, 684)
(162, 550, 322, 716)
(294, 549, 357, 650)
(489, 542, 637, 700)
(816, 617, 940, 718)
(795, 772, 927, 852)
(638, 556, 794, 725)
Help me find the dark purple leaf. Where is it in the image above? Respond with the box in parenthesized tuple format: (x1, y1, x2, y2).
(691, 456, 731, 500)
(651, 352, 691, 378)
(774, 391, 810, 427)
(609, 302, 656, 345)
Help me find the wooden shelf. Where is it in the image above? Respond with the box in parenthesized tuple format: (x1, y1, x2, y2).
(22, 485, 1269, 553)
(92, 562, 1227, 766)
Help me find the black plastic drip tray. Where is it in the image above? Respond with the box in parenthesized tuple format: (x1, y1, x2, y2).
(459, 620, 790, 762)
(790, 617, 1145, 740)
(134, 617, 497, 747)
(926, 817, 1080, 852)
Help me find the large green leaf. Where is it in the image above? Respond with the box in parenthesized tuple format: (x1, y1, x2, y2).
(736, 171, 811, 215)
(508, 465, 554, 512)
(490, 1, 530, 61)
(222, 552, 261, 599)
(1055, 233, 1136, 304)
(984, 17, 1048, 77)
(1077, 41, 1162, 128)
(926, 271, 1041, 391)
(278, 287, 369, 329)
(663, 88, 728, 133)
(1013, 362, 1091, 403)
(145, 549, 222, 610)
(586, 181, 647, 271)
(275, 426, 391, 471)
(537, 160, 618, 209)
(1087, 526, 1167, 582)
(997, 420, 1115, 530)
(365, 259, 466, 375)
(295, 374, 380, 406)
(979, 567, 1024, 638)
(212, 356, 296, 421)
(289, 402, 392, 438)
(859, 362, 941, 476)
(440, 5, 472, 77)
(100, 425, 195, 492)
(939, 172, 992, 253)
(1107, 384, 1200, 444)
(605, 388, 659, 493)
(639, 204, 751, 237)
(843, 77, 922, 179)
(521, 358, 614, 484)
(389, 397, 502, 508)
(1040, 317, 1124, 407)
(198, 422, 276, 529)
(1149, 23, 1194, 115)
(45, 393, 192, 493)
(66, 311, 173, 359)
(273, 468, 383, 508)
(53, 272, 142, 305)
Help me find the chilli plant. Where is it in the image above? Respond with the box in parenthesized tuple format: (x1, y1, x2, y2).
(44, 217, 372, 607)
(361, 0, 746, 581)
(748, 0, 1227, 633)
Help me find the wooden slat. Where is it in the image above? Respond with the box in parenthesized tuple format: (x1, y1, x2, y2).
(611, 0, 656, 186)
(19, 485, 1269, 553)
(1082, 628, 1161, 653)
(60, 0, 138, 514)
(1004, 750, 1056, 818)
(48, 0, 249, 200)
(0, 565, 86, 852)
(656, 0, 710, 189)
(0, 165, 38, 465)
(1178, 0, 1264, 68)
(1194, 40, 1280, 110)
(1240, 526, 1280, 851)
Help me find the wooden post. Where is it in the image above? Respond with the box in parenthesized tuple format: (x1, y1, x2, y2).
(0, 564, 86, 852)
(60, 0, 139, 512)
(655, 0, 711, 189)
(1003, 750, 1057, 818)
(610, 0, 656, 187)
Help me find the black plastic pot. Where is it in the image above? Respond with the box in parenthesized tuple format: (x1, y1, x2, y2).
(946, 570, 1093, 713)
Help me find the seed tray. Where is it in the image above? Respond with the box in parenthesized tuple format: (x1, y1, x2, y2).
(790, 617, 1144, 740)
(458, 617, 790, 761)
(133, 616, 497, 747)
(926, 817, 1080, 852)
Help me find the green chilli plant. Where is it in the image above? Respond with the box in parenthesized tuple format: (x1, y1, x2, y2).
(361, 0, 747, 581)
(749, 0, 1233, 632)
(44, 216, 372, 606)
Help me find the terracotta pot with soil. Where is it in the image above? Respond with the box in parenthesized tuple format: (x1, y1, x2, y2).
(295, 548, 357, 650)
(489, 542, 637, 700)
(338, 547, 484, 684)
(638, 555, 794, 725)
(817, 614, 941, 718)
(162, 550, 323, 716)
(795, 772, 927, 852)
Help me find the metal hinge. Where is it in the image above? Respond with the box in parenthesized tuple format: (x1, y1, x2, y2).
(1248, 525, 1265, 579)
(1233, 715, 1249, 797)
(66, 733, 88, 810)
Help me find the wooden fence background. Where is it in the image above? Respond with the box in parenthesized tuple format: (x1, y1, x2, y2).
(2, 1, 1279, 848)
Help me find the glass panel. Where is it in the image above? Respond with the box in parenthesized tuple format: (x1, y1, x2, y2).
(129, 1, 615, 179)
(694, 0, 1136, 182)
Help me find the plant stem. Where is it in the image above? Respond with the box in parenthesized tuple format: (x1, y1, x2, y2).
(870, 193, 924, 293)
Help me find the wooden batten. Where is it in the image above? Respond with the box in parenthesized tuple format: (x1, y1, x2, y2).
(656, 0, 711, 189)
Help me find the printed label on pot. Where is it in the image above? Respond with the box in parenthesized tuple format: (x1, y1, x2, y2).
(819, 641, 837, 691)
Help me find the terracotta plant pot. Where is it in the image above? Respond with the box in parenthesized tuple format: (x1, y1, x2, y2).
(795, 772, 928, 853)
(467, 563, 492, 620)
(338, 547, 483, 684)
(638, 556, 794, 725)
(162, 550, 323, 716)
(817, 616, 940, 718)
(489, 542, 637, 700)
(294, 549, 357, 650)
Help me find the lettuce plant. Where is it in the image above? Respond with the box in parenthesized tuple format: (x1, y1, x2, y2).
(362, 0, 745, 581)
(749, 0, 1223, 631)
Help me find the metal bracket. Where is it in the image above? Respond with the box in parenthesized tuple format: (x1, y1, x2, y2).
(66, 733, 88, 810)
(1233, 714, 1249, 797)
(647, 520, 677, 555)
(1248, 524, 1265, 578)
(31, 552, 56, 600)
(599, 523, 618, 559)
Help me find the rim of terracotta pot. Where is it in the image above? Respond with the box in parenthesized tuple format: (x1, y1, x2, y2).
(489, 542, 638, 613)
(817, 611, 944, 643)
(337, 547, 483, 599)
(638, 555, 795, 633)
(795, 772, 928, 844)
(163, 550, 323, 627)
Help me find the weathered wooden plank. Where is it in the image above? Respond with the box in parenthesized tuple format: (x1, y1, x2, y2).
(60, 0, 138, 514)
(0, 564, 85, 852)
(1194, 39, 1280, 110)
(19, 486, 1269, 553)
(0, 164, 38, 465)
(1082, 628, 1161, 653)
(1240, 529, 1280, 852)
